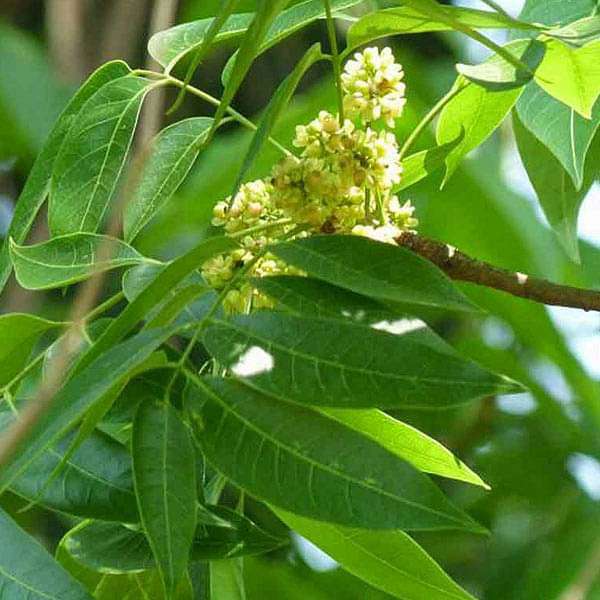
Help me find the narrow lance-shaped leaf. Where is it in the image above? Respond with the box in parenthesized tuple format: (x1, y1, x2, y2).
(270, 235, 480, 315)
(0, 313, 62, 386)
(50, 74, 160, 236)
(232, 43, 323, 197)
(10, 233, 146, 290)
(346, 5, 541, 50)
(132, 400, 197, 598)
(276, 509, 476, 600)
(0, 506, 92, 599)
(188, 376, 485, 533)
(123, 117, 213, 242)
(203, 312, 518, 409)
(210, 559, 246, 600)
(548, 15, 600, 47)
(0, 325, 183, 493)
(0, 60, 130, 295)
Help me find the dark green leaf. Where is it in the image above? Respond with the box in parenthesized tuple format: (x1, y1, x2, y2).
(0, 506, 92, 599)
(132, 400, 197, 597)
(124, 117, 213, 243)
(269, 235, 480, 316)
(203, 312, 517, 409)
(0, 313, 61, 386)
(188, 376, 484, 532)
(0, 61, 130, 294)
(277, 509, 476, 600)
(10, 233, 145, 290)
(50, 75, 159, 235)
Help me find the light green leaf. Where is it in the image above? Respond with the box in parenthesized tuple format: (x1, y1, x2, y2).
(124, 117, 213, 243)
(232, 42, 323, 196)
(0, 325, 181, 494)
(513, 112, 600, 261)
(0, 313, 61, 386)
(203, 312, 518, 409)
(533, 38, 600, 118)
(211, 559, 246, 600)
(148, 0, 360, 73)
(188, 376, 485, 532)
(132, 400, 197, 598)
(436, 76, 523, 185)
(269, 235, 480, 316)
(0, 506, 92, 599)
(50, 75, 159, 236)
(10, 233, 145, 290)
(549, 15, 600, 47)
(61, 507, 285, 573)
(93, 570, 166, 600)
(347, 5, 540, 50)
(0, 61, 130, 294)
(276, 509, 476, 600)
(320, 408, 488, 488)
(7, 426, 138, 522)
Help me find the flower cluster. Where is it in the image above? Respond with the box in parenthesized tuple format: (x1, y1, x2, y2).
(202, 47, 417, 314)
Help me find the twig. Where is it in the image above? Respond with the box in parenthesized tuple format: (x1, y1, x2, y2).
(396, 232, 600, 312)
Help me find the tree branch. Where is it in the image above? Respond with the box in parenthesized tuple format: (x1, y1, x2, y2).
(396, 232, 600, 312)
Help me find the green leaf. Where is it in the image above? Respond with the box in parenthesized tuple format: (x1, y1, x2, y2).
(7, 427, 138, 522)
(456, 39, 545, 88)
(519, 0, 597, 31)
(60, 507, 285, 573)
(0, 61, 130, 295)
(188, 376, 484, 532)
(49, 75, 159, 236)
(9, 233, 145, 290)
(232, 43, 323, 197)
(203, 312, 517, 409)
(513, 112, 600, 261)
(253, 275, 396, 322)
(276, 509, 476, 600)
(320, 408, 488, 488)
(210, 559, 246, 600)
(347, 5, 540, 50)
(533, 38, 600, 118)
(436, 76, 523, 185)
(148, 0, 360, 73)
(0, 506, 92, 599)
(269, 235, 480, 316)
(132, 400, 197, 598)
(93, 570, 166, 600)
(549, 15, 600, 47)
(123, 117, 213, 243)
(0, 313, 61, 386)
(73, 236, 235, 375)
(516, 80, 600, 188)
(0, 325, 182, 494)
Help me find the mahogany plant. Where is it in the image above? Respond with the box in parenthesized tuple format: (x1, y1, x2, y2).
(0, 0, 599, 599)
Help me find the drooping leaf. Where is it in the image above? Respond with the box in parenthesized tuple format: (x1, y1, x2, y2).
(346, 5, 540, 50)
(533, 38, 600, 118)
(188, 376, 484, 533)
(203, 312, 518, 409)
(123, 117, 213, 243)
(210, 559, 246, 600)
(0, 325, 182, 493)
(49, 74, 159, 236)
(9, 233, 145, 290)
(0, 506, 92, 599)
(0, 61, 130, 294)
(132, 400, 197, 597)
(60, 506, 286, 573)
(148, 0, 360, 73)
(513, 112, 600, 261)
(277, 509, 476, 600)
(232, 43, 323, 196)
(7, 426, 138, 522)
(0, 313, 61, 386)
(269, 235, 480, 316)
(549, 15, 600, 47)
(436, 76, 523, 185)
(320, 408, 488, 488)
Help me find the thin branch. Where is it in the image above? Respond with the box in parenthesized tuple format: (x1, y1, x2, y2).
(396, 232, 600, 312)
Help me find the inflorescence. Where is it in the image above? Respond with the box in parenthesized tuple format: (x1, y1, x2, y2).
(202, 47, 417, 314)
